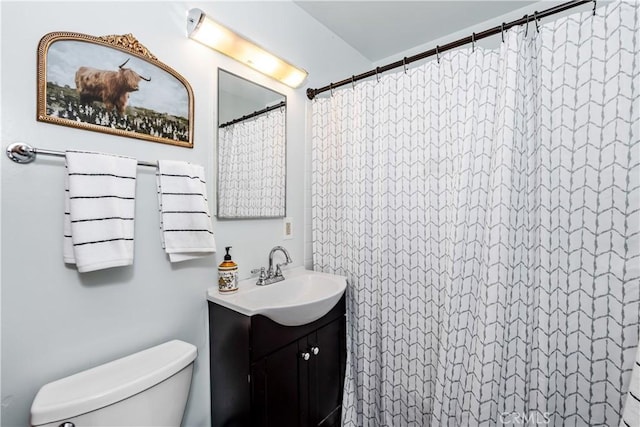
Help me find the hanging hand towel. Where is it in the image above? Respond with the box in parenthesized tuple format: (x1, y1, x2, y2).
(156, 160, 216, 262)
(63, 150, 137, 272)
(620, 343, 640, 427)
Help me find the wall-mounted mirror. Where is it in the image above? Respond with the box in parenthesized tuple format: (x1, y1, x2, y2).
(217, 69, 286, 218)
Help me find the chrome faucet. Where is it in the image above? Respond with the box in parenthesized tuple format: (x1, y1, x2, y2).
(268, 246, 292, 277)
(251, 246, 292, 286)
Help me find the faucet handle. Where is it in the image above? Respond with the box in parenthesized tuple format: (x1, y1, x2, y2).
(251, 267, 267, 286)
(251, 267, 267, 278)
(275, 262, 290, 277)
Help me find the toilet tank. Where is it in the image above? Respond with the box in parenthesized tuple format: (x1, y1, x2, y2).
(30, 340, 197, 427)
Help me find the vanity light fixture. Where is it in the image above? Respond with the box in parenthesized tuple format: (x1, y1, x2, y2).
(186, 8, 308, 88)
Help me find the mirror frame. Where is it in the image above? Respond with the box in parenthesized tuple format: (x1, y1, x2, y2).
(216, 68, 287, 219)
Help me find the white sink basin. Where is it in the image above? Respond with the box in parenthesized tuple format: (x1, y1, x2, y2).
(207, 267, 347, 326)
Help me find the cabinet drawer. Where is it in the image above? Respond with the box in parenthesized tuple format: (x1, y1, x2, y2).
(250, 296, 345, 362)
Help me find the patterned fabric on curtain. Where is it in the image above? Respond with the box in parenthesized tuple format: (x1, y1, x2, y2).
(311, 2, 639, 426)
(218, 108, 285, 217)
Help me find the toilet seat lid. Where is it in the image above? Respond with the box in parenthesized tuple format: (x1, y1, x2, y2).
(30, 339, 197, 426)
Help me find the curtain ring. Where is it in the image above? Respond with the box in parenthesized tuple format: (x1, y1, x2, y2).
(592, 0, 597, 15)
(471, 32, 476, 52)
(351, 75, 355, 90)
(329, 82, 334, 97)
(501, 22, 506, 43)
(525, 14, 530, 37)
(436, 45, 440, 64)
(403, 57, 408, 74)
(534, 11, 540, 33)
(375, 67, 380, 83)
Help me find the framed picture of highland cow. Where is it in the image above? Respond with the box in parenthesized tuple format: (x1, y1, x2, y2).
(37, 32, 194, 148)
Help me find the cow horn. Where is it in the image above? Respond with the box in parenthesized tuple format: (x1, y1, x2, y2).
(139, 75, 151, 82)
(119, 58, 130, 68)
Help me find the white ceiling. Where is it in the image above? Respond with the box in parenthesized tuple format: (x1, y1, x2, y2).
(294, 1, 537, 63)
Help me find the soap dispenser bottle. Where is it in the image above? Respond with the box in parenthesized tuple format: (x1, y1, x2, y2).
(218, 246, 238, 293)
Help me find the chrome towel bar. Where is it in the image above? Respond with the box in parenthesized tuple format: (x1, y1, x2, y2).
(5, 142, 157, 167)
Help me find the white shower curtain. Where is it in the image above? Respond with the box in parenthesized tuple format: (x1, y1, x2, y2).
(311, 2, 639, 426)
(218, 108, 285, 217)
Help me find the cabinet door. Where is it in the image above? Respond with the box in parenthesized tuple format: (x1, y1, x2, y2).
(250, 317, 346, 427)
(251, 338, 312, 427)
(308, 317, 346, 426)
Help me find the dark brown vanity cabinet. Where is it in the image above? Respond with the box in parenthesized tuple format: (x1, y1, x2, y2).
(208, 296, 346, 427)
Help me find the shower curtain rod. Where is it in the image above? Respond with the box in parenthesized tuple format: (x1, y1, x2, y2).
(219, 100, 286, 128)
(306, 0, 595, 100)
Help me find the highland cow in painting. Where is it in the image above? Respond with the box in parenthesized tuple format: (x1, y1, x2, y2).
(75, 58, 151, 114)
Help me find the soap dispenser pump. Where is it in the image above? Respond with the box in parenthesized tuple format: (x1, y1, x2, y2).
(218, 246, 238, 293)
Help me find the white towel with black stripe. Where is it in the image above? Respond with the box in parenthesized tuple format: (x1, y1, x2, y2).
(156, 160, 216, 262)
(620, 343, 640, 427)
(63, 150, 137, 272)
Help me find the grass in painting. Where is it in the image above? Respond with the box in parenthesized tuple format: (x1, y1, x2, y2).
(46, 82, 189, 142)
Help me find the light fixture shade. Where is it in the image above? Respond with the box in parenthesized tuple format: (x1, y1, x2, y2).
(187, 8, 308, 88)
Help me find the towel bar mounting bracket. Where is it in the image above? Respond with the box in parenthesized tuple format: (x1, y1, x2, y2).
(6, 143, 37, 164)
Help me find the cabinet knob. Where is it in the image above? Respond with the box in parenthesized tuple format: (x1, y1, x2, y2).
(59, 423, 75, 427)
(300, 351, 311, 361)
(311, 346, 320, 356)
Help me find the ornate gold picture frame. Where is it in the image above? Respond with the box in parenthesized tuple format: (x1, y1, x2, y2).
(37, 32, 194, 148)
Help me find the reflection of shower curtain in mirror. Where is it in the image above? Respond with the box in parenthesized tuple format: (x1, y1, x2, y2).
(218, 108, 285, 217)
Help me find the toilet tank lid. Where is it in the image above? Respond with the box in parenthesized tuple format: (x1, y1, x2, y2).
(30, 339, 197, 426)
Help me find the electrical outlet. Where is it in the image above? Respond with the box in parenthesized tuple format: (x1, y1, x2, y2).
(283, 217, 293, 240)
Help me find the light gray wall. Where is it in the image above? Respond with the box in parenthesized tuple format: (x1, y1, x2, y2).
(0, 1, 370, 426)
